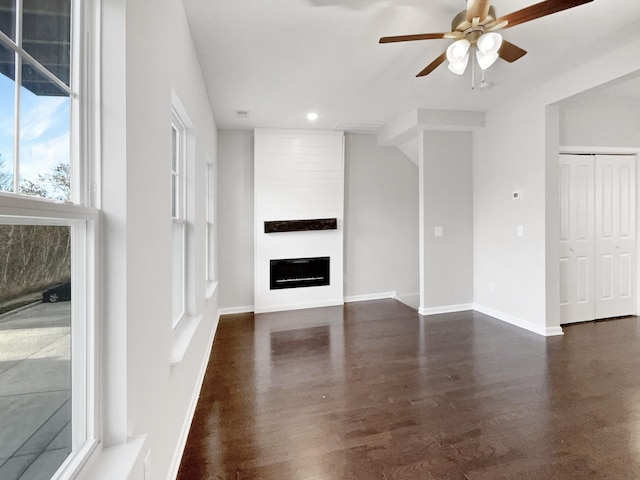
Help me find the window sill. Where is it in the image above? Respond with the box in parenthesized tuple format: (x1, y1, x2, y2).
(170, 314, 202, 366)
(206, 280, 219, 300)
(77, 435, 146, 480)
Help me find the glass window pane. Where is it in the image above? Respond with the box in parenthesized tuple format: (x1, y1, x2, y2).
(0, 0, 16, 41)
(172, 174, 178, 218)
(205, 162, 215, 284)
(207, 222, 215, 283)
(19, 59, 70, 200)
(172, 222, 185, 325)
(0, 224, 72, 479)
(0, 41, 15, 192)
(205, 162, 213, 222)
(22, 0, 71, 86)
(171, 125, 177, 171)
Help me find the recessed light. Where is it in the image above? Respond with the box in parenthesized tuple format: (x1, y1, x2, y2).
(307, 112, 319, 121)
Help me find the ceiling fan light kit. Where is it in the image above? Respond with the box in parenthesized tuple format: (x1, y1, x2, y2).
(446, 32, 502, 75)
(476, 50, 499, 71)
(379, 0, 594, 84)
(476, 31, 502, 71)
(446, 39, 470, 74)
(448, 55, 469, 75)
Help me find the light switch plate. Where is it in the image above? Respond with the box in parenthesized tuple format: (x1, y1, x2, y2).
(434, 226, 443, 237)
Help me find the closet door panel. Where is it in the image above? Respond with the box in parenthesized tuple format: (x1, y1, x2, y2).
(594, 154, 636, 319)
(559, 154, 596, 324)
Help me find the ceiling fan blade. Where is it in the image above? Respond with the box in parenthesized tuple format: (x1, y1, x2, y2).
(416, 52, 447, 77)
(466, 0, 492, 23)
(484, 19, 509, 32)
(497, 0, 594, 29)
(499, 40, 527, 62)
(379, 33, 447, 43)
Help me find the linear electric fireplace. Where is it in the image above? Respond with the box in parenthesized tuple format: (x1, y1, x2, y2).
(270, 257, 330, 290)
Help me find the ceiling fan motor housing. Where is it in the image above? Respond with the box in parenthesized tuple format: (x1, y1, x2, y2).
(451, 6, 497, 39)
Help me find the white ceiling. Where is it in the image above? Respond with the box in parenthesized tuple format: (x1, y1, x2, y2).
(595, 75, 640, 99)
(182, 0, 640, 131)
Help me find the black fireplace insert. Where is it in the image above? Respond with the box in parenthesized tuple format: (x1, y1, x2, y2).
(270, 257, 330, 290)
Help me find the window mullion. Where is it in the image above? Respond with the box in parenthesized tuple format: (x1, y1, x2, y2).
(12, 0, 22, 194)
(16, 0, 22, 45)
(13, 51, 21, 193)
(70, 0, 82, 205)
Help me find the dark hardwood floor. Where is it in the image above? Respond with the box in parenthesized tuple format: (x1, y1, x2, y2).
(177, 299, 640, 479)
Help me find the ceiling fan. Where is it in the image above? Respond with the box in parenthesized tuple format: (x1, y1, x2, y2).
(379, 0, 594, 78)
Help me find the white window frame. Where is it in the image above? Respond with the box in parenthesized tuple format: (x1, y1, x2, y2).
(0, 0, 100, 477)
(171, 109, 187, 329)
(0, 0, 86, 203)
(169, 90, 203, 365)
(0, 202, 99, 479)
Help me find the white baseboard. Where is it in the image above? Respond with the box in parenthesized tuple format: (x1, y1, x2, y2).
(254, 298, 344, 314)
(223, 293, 400, 314)
(393, 293, 420, 310)
(473, 304, 564, 337)
(168, 311, 220, 480)
(418, 303, 474, 316)
(544, 326, 564, 336)
(344, 291, 397, 303)
(218, 305, 254, 315)
(215, 300, 564, 337)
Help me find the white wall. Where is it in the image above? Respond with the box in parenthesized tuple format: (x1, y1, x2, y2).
(86, 0, 219, 478)
(344, 134, 419, 300)
(473, 97, 550, 334)
(420, 131, 473, 312)
(473, 37, 640, 336)
(560, 94, 640, 148)
(217, 131, 419, 309)
(218, 130, 255, 311)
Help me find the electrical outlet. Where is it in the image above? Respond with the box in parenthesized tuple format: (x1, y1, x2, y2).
(489, 282, 496, 294)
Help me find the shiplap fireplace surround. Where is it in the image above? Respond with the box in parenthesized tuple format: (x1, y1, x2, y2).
(254, 129, 345, 313)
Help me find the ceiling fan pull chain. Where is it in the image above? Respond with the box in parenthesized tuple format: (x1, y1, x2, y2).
(471, 46, 476, 89)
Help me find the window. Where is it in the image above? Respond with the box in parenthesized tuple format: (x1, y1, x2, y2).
(0, 0, 73, 201)
(0, 1, 98, 478)
(171, 110, 186, 328)
(205, 154, 216, 296)
(169, 92, 202, 365)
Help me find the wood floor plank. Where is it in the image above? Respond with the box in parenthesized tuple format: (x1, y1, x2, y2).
(178, 300, 640, 479)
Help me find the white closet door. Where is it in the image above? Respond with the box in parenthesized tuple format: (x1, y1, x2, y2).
(559, 154, 637, 325)
(559, 154, 595, 324)
(594, 154, 636, 319)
